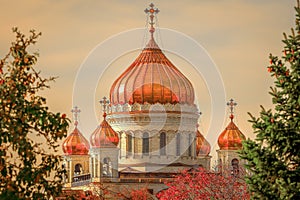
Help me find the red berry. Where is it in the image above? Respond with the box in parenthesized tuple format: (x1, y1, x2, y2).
(286, 70, 290, 76)
(267, 67, 273, 72)
(62, 114, 66, 119)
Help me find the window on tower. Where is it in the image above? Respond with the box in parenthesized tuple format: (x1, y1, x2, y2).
(103, 157, 112, 177)
(74, 163, 83, 175)
(231, 158, 239, 177)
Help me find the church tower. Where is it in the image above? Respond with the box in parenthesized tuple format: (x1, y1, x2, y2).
(62, 106, 90, 187)
(90, 97, 120, 182)
(217, 99, 246, 176)
(107, 3, 202, 172)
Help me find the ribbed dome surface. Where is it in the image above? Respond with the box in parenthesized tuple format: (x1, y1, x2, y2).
(196, 129, 211, 156)
(218, 121, 246, 150)
(90, 117, 119, 148)
(110, 38, 195, 105)
(62, 127, 90, 155)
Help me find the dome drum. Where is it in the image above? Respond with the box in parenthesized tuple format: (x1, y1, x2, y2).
(106, 107, 199, 133)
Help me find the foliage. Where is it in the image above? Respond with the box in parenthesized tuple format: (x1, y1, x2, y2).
(88, 182, 155, 200)
(240, 2, 300, 199)
(157, 167, 249, 200)
(0, 28, 69, 199)
(128, 187, 154, 200)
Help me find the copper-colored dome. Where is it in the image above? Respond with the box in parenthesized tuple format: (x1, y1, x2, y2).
(110, 38, 195, 105)
(62, 127, 90, 155)
(90, 116, 119, 148)
(218, 120, 246, 150)
(196, 129, 211, 156)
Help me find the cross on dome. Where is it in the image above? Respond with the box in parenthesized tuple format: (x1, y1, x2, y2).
(227, 98, 237, 121)
(100, 96, 110, 118)
(144, 3, 159, 38)
(71, 106, 81, 127)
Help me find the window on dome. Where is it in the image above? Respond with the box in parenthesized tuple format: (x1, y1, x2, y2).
(127, 133, 133, 156)
(142, 132, 149, 155)
(160, 132, 166, 155)
(176, 133, 180, 156)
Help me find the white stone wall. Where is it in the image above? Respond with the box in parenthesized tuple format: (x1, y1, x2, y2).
(89, 147, 119, 182)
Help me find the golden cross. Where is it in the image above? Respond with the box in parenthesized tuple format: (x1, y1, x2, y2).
(100, 97, 110, 115)
(144, 3, 160, 37)
(227, 99, 237, 120)
(71, 106, 81, 127)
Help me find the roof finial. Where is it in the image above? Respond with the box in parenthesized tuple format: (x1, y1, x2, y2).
(226, 98, 237, 121)
(71, 106, 81, 127)
(144, 3, 159, 39)
(100, 97, 109, 119)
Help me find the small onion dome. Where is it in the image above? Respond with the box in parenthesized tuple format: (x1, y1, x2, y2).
(110, 37, 195, 105)
(218, 115, 246, 150)
(196, 129, 211, 156)
(62, 126, 90, 155)
(90, 113, 119, 148)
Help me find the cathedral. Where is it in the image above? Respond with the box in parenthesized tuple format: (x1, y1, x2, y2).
(60, 3, 246, 198)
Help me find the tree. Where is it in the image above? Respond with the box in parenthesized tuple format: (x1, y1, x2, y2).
(240, 1, 300, 199)
(0, 28, 69, 199)
(157, 168, 249, 200)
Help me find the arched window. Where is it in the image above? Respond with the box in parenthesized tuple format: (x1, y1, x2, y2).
(231, 158, 239, 176)
(74, 163, 83, 175)
(127, 133, 132, 156)
(142, 132, 149, 155)
(188, 134, 192, 156)
(176, 133, 180, 156)
(218, 158, 223, 174)
(103, 157, 112, 177)
(160, 132, 166, 155)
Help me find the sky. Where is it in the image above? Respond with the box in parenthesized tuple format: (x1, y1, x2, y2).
(0, 0, 296, 160)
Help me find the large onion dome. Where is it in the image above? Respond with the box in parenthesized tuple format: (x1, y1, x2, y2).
(218, 114, 246, 150)
(196, 128, 211, 156)
(90, 113, 119, 148)
(62, 123, 90, 155)
(110, 37, 195, 105)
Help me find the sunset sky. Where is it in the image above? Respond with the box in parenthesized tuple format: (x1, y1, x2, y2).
(0, 1, 295, 159)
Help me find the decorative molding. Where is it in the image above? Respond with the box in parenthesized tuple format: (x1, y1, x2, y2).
(109, 102, 199, 114)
